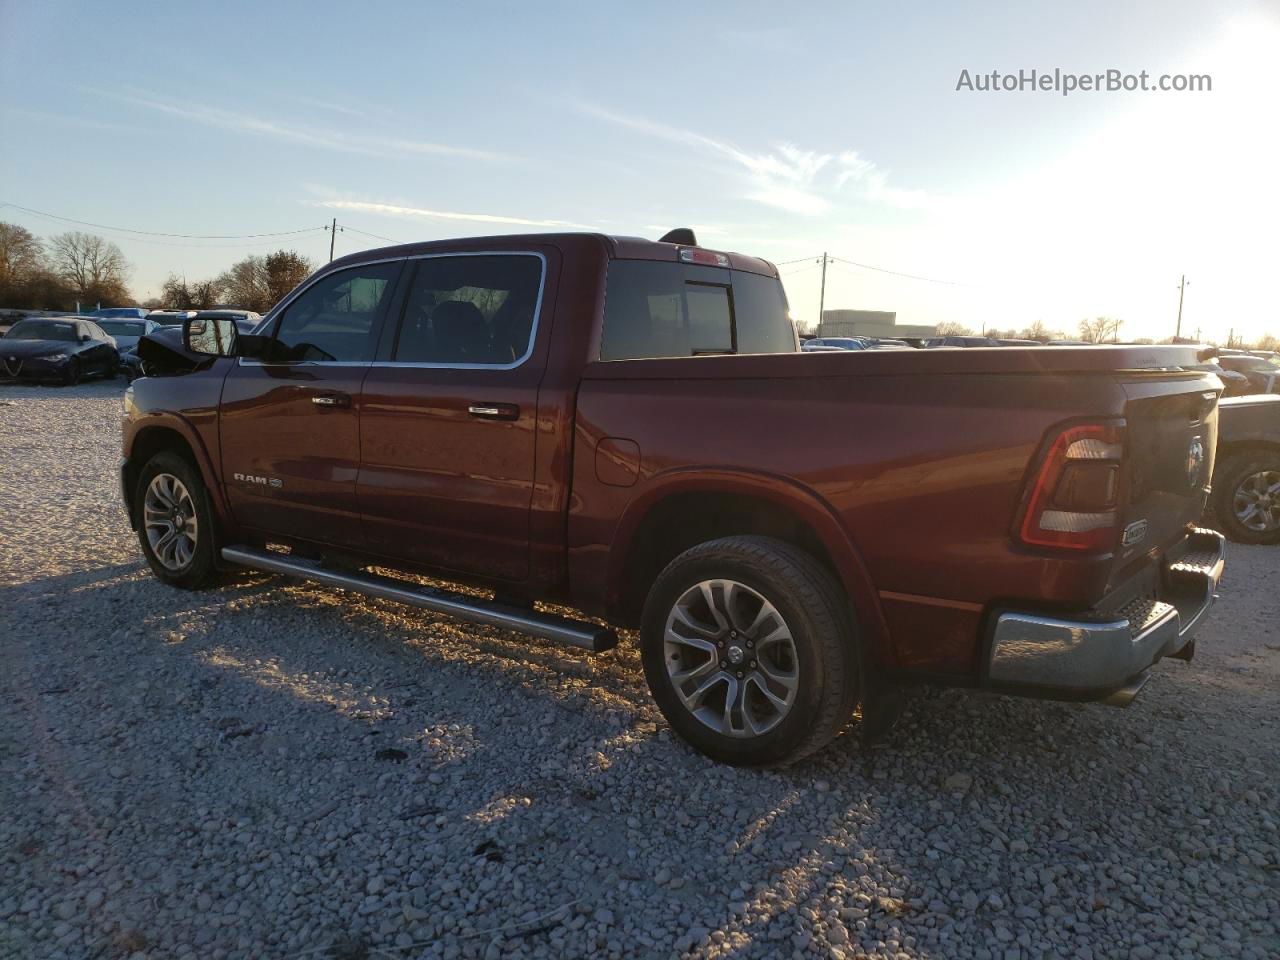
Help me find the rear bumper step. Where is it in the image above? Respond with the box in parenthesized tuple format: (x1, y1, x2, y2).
(220, 546, 619, 653)
(985, 527, 1225, 704)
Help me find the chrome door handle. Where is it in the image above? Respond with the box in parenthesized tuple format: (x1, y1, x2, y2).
(311, 393, 350, 408)
(468, 402, 520, 420)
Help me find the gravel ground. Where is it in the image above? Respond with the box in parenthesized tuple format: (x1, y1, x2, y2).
(1, 379, 1277, 960)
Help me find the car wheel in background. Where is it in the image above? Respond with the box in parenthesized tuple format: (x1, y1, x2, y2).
(1208, 450, 1280, 545)
(134, 451, 222, 588)
(640, 535, 859, 766)
(62, 358, 82, 386)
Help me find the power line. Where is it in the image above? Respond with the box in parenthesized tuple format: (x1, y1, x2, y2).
(0, 201, 325, 240)
(343, 225, 404, 245)
(828, 256, 967, 287)
(778, 264, 820, 277)
(773, 255, 823, 266)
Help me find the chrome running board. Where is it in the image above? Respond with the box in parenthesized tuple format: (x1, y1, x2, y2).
(220, 545, 618, 653)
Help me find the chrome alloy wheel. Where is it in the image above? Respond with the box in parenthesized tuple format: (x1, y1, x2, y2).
(663, 579, 799, 738)
(144, 473, 199, 570)
(1234, 469, 1280, 533)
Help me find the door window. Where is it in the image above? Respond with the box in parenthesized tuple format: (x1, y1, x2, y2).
(267, 262, 400, 363)
(392, 254, 543, 365)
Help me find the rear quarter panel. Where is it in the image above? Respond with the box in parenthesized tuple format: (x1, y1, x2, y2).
(570, 362, 1130, 674)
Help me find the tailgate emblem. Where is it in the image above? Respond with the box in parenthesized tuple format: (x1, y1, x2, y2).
(1186, 436, 1206, 489)
(1122, 519, 1148, 548)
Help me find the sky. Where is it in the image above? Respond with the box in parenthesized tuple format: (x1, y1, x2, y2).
(1, 0, 1277, 344)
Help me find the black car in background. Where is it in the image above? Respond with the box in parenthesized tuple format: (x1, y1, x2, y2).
(0, 317, 119, 384)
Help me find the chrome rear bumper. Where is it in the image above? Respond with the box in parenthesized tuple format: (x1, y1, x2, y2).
(987, 528, 1225, 703)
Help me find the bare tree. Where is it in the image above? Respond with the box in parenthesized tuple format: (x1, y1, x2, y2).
(217, 255, 270, 312)
(0, 223, 45, 287)
(160, 275, 220, 310)
(1018, 319, 1059, 342)
(1079, 316, 1122, 343)
(935, 320, 975, 337)
(50, 231, 132, 305)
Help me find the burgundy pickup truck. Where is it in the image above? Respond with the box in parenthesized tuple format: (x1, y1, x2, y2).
(122, 231, 1226, 765)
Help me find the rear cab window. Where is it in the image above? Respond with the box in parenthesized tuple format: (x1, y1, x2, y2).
(599, 260, 796, 361)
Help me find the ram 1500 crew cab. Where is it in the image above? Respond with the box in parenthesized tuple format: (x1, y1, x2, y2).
(122, 230, 1225, 765)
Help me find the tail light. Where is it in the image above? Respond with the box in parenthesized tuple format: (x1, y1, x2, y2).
(1018, 421, 1125, 551)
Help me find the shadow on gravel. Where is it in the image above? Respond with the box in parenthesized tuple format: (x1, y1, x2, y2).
(5, 559, 1277, 958)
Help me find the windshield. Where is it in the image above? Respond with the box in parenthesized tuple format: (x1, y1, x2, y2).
(93, 308, 142, 319)
(5, 320, 78, 341)
(98, 321, 145, 336)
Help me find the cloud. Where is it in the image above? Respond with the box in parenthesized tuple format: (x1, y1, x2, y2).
(579, 104, 925, 214)
(81, 87, 506, 162)
(315, 199, 598, 231)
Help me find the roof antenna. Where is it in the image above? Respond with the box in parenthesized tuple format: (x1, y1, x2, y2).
(658, 228, 698, 246)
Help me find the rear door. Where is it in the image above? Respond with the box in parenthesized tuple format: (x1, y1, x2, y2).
(356, 251, 551, 582)
(219, 260, 402, 547)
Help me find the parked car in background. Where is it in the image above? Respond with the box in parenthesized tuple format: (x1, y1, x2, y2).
(802, 336, 866, 351)
(1046, 339, 1092, 346)
(119, 349, 145, 383)
(91, 307, 150, 321)
(95, 317, 160, 354)
(98, 317, 162, 382)
(1, 317, 119, 384)
(1208, 395, 1280, 543)
(147, 310, 199, 326)
(122, 229, 1225, 765)
(1218, 353, 1279, 395)
(996, 338, 1041, 346)
(863, 338, 911, 349)
(923, 335, 1002, 348)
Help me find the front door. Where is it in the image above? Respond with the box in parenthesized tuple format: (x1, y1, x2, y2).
(357, 252, 549, 582)
(219, 260, 402, 547)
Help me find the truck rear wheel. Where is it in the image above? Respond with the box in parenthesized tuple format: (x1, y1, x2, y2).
(134, 451, 222, 589)
(640, 536, 858, 766)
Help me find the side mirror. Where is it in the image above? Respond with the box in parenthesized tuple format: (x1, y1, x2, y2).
(184, 317, 239, 357)
(79, 333, 91, 342)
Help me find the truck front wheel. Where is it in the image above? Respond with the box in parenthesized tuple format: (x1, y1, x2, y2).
(133, 451, 222, 589)
(640, 536, 859, 766)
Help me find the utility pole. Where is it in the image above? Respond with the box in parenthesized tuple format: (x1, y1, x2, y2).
(817, 252, 829, 331)
(326, 218, 343, 262)
(1175, 274, 1189, 339)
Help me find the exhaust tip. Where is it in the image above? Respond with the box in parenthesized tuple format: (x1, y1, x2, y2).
(1100, 671, 1150, 707)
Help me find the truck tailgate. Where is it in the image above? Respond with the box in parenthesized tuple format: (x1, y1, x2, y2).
(1110, 375, 1220, 589)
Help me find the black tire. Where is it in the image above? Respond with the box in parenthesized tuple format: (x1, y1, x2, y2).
(62, 358, 82, 386)
(1207, 450, 1280, 544)
(104, 354, 120, 380)
(133, 451, 223, 588)
(640, 535, 859, 767)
